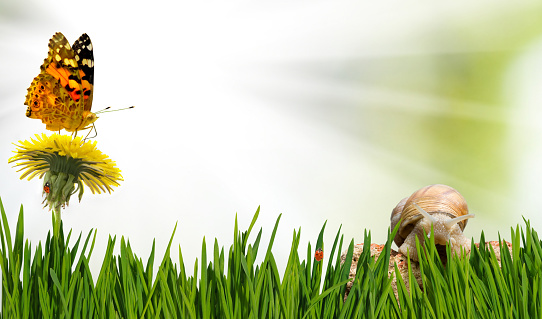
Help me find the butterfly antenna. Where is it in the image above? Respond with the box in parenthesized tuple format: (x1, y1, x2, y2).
(95, 106, 135, 114)
(95, 106, 111, 113)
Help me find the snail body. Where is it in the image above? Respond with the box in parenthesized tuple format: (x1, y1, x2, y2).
(390, 184, 474, 262)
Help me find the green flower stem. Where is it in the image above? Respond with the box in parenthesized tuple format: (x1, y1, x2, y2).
(52, 205, 61, 237)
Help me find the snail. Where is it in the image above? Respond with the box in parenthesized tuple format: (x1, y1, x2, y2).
(390, 184, 475, 262)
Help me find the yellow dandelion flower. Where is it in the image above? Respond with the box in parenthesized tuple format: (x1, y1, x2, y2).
(8, 133, 123, 214)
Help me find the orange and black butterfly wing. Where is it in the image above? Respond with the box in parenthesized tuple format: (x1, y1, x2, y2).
(24, 32, 93, 132)
(71, 33, 94, 112)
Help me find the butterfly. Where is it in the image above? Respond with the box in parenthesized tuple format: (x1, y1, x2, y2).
(314, 248, 323, 262)
(25, 32, 97, 134)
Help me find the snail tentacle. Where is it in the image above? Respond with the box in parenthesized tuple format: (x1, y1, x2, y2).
(413, 203, 437, 224)
(444, 213, 475, 230)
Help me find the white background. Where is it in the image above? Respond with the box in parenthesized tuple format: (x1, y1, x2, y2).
(2, 0, 542, 277)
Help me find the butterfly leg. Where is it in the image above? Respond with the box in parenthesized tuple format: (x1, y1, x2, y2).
(83, 123, 98, 142)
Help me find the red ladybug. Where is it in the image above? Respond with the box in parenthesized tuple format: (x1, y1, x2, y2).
(44, 182, 50, 194)
(314, 248, 323, 262)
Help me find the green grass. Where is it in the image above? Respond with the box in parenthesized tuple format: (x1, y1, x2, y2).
(0, 197, 540, 318)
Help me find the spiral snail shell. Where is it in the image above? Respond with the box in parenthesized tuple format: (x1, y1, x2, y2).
(390, 184, 475, 262)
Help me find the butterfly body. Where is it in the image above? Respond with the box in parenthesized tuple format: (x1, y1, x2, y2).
(25, 32, 96, 132)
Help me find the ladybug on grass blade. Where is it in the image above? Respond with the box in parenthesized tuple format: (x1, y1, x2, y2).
(314, 248, 323, 262)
